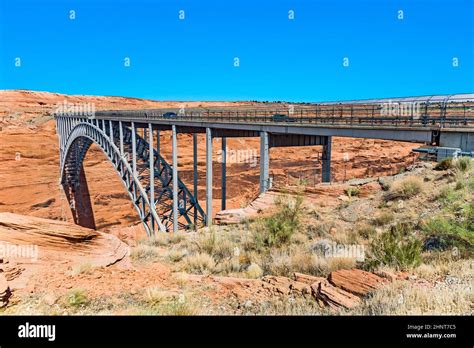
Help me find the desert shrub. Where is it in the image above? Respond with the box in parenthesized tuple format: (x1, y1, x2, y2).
(358, 280, 472, 315)
(193, 230, 235, 261)
(167, 248, 188, 262)
(264, 249, 332, 277)
(130, 245, 160, 262)
(246, 263, 263, 278)
(365, 223, 422, 271)
(183, 253, 215, 274)
(386, 177, 423, 200)
(454, 157, 472, 173)
(373, 211, 394, 226)
(422, 206, 474, 257)
(455, 178, 466, 191)
(67, 263, 93, 276)
(143, 233, 169, 247)
(345, 187, 360, 198)
(436, 186, 460, 204)
(143, 287, 168, 306)
(256, 195, 303, 248)
(268, 195, 303, 242)
(357, 225, 377, 240)
(65, 289, 88, 308)
(469, 177, 474, 190)
(435, 157, 453, 170)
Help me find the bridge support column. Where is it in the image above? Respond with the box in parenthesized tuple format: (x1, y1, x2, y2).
(156, 130, 160, 173)
(206, 128, 213, 226)
(119, 121, 124, 156)
(131, 122, 137, 177)
(148, 123, 155, 234)
(260, 131, 270, 193)
(193, 133, 198, 227)
(109, 120, 114, 144)
(322, 136, 332, 183)
(172, 125, 179, 234)
(221, 137, 227, 211)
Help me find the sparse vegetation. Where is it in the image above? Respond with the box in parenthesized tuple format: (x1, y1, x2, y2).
(454, 156, 472, 173)
(64, 289, 88, 308)
(365, 223, 422, 271)
(246, 263, 263, 278)
(257, 195, 303, 248)
(183, 252, 216, 274)
(345, 187, 360, 198)
(386, 176, 423, 200)
(373, 211, 394, 226)
(130, 244, 160, 262)
(422, 205, 474, 257)
(357, 225, 377, 240)
(435, 157, 453, 170)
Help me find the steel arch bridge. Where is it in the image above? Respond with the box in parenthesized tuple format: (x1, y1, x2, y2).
(58, 119, 206, 235)
(56, 93, 474, 235)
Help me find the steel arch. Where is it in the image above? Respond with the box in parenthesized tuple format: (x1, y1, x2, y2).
(60, 121, 166, 235)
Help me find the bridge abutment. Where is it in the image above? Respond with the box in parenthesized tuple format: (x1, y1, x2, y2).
(439, 131, 474, 153)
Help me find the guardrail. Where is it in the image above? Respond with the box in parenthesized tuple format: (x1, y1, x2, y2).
(91, 103, 474, 128)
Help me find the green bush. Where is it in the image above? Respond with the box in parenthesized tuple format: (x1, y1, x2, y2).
(422, 204, 474, 256)
(365, 223, 422, 271)
(435, 157, 453, 170)
(436, 186, 460, 204)
(454, 157, 472, 173)
(357, 225, 377, 239)
(258, 196, 303, 247)
(345, 187, 360, 198)
(65, 289, 88, 308)
(373, 211, 394, 226)
(386, 177, 423, 200)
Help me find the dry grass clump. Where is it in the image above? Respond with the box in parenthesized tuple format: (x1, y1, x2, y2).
(66, 262, 93, 276)
(373, 211, 394, 226)
(386, 176, 423, 200)
(358, 279, 472, 315)
(130, 244, 160, 262)
(263, 249, 356, 278)
(183, 252, 216, 274)
(246, 263, 263, 278)
(64, 289, 89, 308)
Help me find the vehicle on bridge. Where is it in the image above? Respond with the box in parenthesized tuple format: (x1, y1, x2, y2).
(162, 112, 178, 119)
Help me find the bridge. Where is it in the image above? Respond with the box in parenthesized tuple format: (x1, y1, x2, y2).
(55, 94, 474, 235)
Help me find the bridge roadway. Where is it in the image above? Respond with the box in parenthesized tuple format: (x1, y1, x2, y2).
(56, 94, 474, 234)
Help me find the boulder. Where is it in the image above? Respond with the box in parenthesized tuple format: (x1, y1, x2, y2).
(328, 269, 386, 297)
(311, 279, 361, 310)
(261, 275, 311, 296)
(293, 272, 326, 285)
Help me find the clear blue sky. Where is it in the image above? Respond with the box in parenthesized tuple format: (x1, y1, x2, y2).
(0, 0, 472, 102)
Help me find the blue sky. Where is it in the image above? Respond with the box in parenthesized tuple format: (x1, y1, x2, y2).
(0, 0, 472, 102)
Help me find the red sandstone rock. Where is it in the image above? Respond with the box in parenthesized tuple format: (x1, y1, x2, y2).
(311, 279, 361, 310)
(328, 269, 386, 297)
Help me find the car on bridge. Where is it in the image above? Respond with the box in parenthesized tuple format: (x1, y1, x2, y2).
(271, 113, 296, 122)
(162, 112, 178, 119)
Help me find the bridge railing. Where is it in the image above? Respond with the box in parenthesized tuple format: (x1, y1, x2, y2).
(92, 101, 474, 128)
